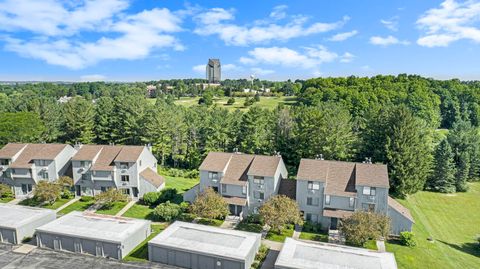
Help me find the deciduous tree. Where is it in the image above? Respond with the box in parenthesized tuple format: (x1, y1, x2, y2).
(190, 188, 229, 219)
(259, 195, 303, 233)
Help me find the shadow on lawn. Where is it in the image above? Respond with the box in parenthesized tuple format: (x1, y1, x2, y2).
(438, 240, 480, 258)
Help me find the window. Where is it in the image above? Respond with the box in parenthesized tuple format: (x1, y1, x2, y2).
(139, 160, 142, 166)
(38, 160, 48, 166)
(80, 161, 85, 167)
(121, 175, 130, 182)
(307, 197, 319, 206)
(242, 186, 247, 195)
(208, 172, 218, 181)
(362, 203, 375, 212)
(0, 159, 9, 165)
(306, 213, 312, 221)
(307, 181, 320, 190)
(254, 191, 264, 200)
(41, 171, 49, 180)
(101, 187, 107, 193)
(253, 176, 264, 185)
(363, 186, 376, 196)
(221, 184, 227, 193)
(349, 197, 355, 207)
(121, 188, 130, 195)
(325, 195, 331, 205)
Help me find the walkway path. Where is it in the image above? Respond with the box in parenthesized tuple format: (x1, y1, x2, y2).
(115, 200, 136, 217)
(55, 197, 80, 213)
(376, 240, 386, 252)
(292, 225, 302, 239)
(8, 198, 22, 205)
(261, 239, 283, 251)
(260, 250, 279, 269)
(220, 215, 240, 229)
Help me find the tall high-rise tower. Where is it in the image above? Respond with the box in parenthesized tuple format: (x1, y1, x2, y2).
(206, 59, 221, 83)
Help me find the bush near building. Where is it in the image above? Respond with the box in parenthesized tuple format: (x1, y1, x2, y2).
(399, 231, 417, 247)
(190, 188, 228, 220)
(259, 195, 303, 234)
(340, 211, 391, 247)
(34, 181, 62, 204)
(94, 189, 129, 209)
(0, 183, 12, 198)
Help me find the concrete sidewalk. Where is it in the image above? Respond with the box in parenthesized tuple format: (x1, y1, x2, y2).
(55, 197, 80, 212)
(115, 200, 136, 217)
(260, 250, 279, 269)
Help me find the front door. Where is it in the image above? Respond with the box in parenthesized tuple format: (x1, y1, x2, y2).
(75, 185, 81, 196)
(21, 184, 32, 195)
(330, 217, 338, 230)
(132, 187, 139, 198)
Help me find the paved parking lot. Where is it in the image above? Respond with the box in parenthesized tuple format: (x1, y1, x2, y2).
(0, 244, 177, 269)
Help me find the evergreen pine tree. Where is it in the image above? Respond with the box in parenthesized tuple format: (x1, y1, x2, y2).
(431, 139, 456, 193)
(455, 151, 470, 192)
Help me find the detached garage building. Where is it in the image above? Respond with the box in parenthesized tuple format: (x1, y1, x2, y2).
(0, 204, 56, 244)
(148, 221, 261, 269)
(275, 238, 397, 269)
(36, 211, 151, 259)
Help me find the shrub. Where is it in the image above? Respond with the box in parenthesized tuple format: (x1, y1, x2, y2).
(340, 211, 391, 247)
(400, 231, 417, 247)
(254, 93, 260, 102)
(0, 183, 13, 198)
(244, 97, 254, 107)
(245, 214, 263, 225)
(303, 221, 322, 233)
(227, 97, 235, 105)
(142, 191, 161, 206)
(190, 188, 229, 219)
(34, 181, 62, 204)
(152, 201, 182, 222)
(158, 188, 181, 204)
(61, 191, 74, 199)
(259, 195, 303, 233)
(80, 196, 94, 202)
(177, 213, 197, 222)
(251, 244, 269, 269)
(159, 167, 198, 179)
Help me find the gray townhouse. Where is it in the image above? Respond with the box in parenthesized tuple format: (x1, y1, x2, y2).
(184, 152, 288, 218)
(296, 158, 414, 235)
(0, 143, 76, 198)
(71, 144, 165, 199)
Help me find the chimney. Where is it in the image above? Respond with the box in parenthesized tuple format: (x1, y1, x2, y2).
(74, 142, 82, 150)
(146, 143, 152, 152)
(233, 147, 239, 154)
(315, 154, 324, 160)
(274, 151, 281, 158)
(364, 157, 372, 164)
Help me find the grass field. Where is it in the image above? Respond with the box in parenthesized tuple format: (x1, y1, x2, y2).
(299, 231, 328, 242)
(157, 167, 199, 194)
(41, 198, 72, 210)
(387, 182, 480, 269)
(124, 224, 167, 262)
(58, 199, 94, 215)
(266, 225, 294, 242)
(169, 96, 297, 111)
(0, 197, 13, 203)
(95, 201, 128, 215)
(122, 203, 155, 220)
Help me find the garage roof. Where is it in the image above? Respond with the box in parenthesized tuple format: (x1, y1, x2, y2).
(36, 211, 150, 244)
(149, 221, 261, 261)
(275, 238, 397, 269)
(0, 204, 55, 229)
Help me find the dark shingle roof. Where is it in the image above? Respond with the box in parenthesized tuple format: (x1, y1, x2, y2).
(72, 145, 146, 171)
(296, 159, 389, 197)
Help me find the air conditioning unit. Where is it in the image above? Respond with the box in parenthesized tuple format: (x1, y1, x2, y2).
(122, 182, 128, 186)
(121, 169, 127, 173)
(257, 199, 262, 203)
(41, 168, 47, 171)
(258, 185, 264, 189)
(368, 195, 375, 201)
(212, 179, 218, 183)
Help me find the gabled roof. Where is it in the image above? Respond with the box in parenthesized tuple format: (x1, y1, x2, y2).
(388, 197, 414, 223)
(199, 152, 284, 185)
(140, 167, 165, 188)
(72, 144, 146, 171)
(7, 143, 69, 168)
(297, 159, 389, 197)
(0, 143, 27, 159)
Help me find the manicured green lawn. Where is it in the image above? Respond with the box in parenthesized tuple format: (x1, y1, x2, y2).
(41, 198, 72, 210)
(386, 182, 480, 269)
(364, 240, 378, 250)
(95, 201, 128, 215)
(157, 169, 199, 194)
(58, 199, 95, 215)
(171, 96, 297, 111)
(0, 197, 14, 203)
(299, 231, 328, 242)
(124, 224, 167, 262)
(266, 225, 294, 242)
(122, 203, 155, 220)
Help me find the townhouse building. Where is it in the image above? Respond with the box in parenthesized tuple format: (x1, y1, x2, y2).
(0, 143, 76, 198)
(184, 152, 288, 218)
(71, 144, 165, 199)
(296, 158, 414, 235)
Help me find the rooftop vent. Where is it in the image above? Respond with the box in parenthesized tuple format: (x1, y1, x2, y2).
(315, 154, 324, 160)
(363, 157, 372, 164)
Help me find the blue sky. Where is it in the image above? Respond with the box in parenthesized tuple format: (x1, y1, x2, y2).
(0, 0, 479, 81)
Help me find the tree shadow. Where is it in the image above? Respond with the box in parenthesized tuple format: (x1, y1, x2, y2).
(438, 240, 480, 258)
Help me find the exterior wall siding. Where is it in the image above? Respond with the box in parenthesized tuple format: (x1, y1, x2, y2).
(388, 206, 414, 235)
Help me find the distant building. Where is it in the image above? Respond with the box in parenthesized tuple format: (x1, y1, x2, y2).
(206, 59, 221, 83)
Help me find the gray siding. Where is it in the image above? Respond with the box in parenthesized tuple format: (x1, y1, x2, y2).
(355, 186, 388, 214)
(388, 206, 414, 235)
(296, 179, 324, 222)
(0, 228, 16, 244)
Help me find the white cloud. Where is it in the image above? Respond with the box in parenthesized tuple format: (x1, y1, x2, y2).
(417, 0, 480, 47)
(194, 7, 349, 46)
(381, 16, 400, 31)
(328, 30, 358, 41)
(0, 1, 184, 69)
(340, 52, 355, 63)
(269, 5, 288, 20)
(80, 74, 106, 82)
(193, 64, 205, 73)
(222, 63, 238, 71)
(251, 67, 275, 76)
(239, 45, 347, 74)
(369, 35, 410, 46)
